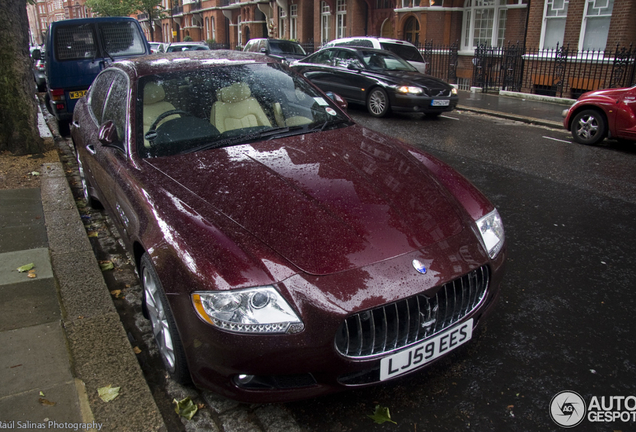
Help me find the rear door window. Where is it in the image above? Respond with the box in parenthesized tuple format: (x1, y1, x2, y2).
(98, 22, 147, 57)
(380, 43, 424, 62)
(55, 24, 97, 60)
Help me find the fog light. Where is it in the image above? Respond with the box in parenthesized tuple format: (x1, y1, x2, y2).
(234, 374, 255, 386)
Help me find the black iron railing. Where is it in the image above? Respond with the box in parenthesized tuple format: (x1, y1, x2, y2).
(471, 43, 636, 98)
(416, 40, 458, 83)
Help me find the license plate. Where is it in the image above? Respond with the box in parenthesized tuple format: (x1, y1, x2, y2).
(431, 99, 450, 107)
(69, 90, 87, 99)
(380, 319, 473, 381)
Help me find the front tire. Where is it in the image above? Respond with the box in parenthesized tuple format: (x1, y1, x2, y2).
(367, 87, 390, 117)
(75, 147, 95, 208)
(571, 109, 607, 145)
(141, 253, 190, 384)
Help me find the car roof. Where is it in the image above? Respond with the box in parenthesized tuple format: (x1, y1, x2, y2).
(49, 16, 137, 26)
(112, 50, 279, 78)
(327, 36, 418, 47)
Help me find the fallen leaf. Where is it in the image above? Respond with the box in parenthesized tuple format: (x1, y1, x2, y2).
(30, 171, 40, 176)
(27, 270, 37, 278)
(110, 289, 122, 298)
(99, 261, 114, 271)
(133, 346, 142, 354)
(17, 263, 34, 273)
(97, 385, 120, 402)
(174, 397, 198, 420)
(39, 398, 56, 406)
(368, 405, 397, 425)
(39, 391, 45, 397)
(87, 231, 99, 238)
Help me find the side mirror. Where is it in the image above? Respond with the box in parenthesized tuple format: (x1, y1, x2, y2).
(325, 91, 348, 112)
(32, 49, 41, 60)
(260, 47, 270, 55)
(98, 121, 119, 146)
(347, 62, 362, 71)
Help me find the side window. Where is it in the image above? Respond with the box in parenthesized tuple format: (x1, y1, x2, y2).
(101, 73, 129, 151)
(245, 41, 255, 52)
(89, 71, 115, 124)
(334, 50, 360, 68)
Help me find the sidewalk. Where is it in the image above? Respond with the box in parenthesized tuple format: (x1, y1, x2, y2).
(457, 89, 573, 129)
(0, 109, 165, 432)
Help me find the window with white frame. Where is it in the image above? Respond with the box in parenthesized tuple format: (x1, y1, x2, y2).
(290, 4, 298, 40)
(462, 0, 508, 50)
(580, 0, 614, 51)
(541, 0, 568, 49)
(237, 15, 242, 46)
(336, 0, 346, 39)
(321, 2, 331, 44)
(278, 6, 287, 39)
(211, 17, 216, 41)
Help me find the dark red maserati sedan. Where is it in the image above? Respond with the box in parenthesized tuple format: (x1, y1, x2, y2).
(70, 50, 506, 403)
(563, 85, 636, 145)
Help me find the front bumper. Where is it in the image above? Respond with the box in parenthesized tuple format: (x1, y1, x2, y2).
(391, 93, 459, 114)
(167, 233, 506, 403)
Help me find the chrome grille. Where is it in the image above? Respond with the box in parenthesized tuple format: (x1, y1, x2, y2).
(335, 266, 490, 358)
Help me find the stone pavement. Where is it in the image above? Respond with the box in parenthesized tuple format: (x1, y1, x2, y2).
(0, 90, 572, 432)
(0, 109, 165, 432)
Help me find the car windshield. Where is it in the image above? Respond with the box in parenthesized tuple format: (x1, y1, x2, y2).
(269, 41, 306, 56)
(361, 51, 417, 72)
(138, 62, 350, 158)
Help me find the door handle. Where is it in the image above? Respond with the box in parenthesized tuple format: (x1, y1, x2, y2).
(86, 144, 96, 155)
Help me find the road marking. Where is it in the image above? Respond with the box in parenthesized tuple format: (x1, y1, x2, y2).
(440, 115, 460, 121)
(542, 136, 571, 144)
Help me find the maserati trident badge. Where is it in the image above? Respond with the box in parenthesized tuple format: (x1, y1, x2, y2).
(412, 259, 427, 274)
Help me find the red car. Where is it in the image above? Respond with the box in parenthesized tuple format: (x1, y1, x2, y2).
(563, 85, 636, 145)
(71, 51, 506, 403)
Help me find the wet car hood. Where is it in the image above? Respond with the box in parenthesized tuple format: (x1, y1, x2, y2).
(579, 86, 633, 100)
(144, 125, 465, 276)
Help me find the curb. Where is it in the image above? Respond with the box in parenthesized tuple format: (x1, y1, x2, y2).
(456, 104, 564, 129)
(40, 148, 168, 429)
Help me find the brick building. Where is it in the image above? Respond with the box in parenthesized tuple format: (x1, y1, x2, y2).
(27, 0, 636, 95)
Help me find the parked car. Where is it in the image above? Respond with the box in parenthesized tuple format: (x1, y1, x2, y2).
(149, 42, 168, 54)
(323, 36, 428, 74)
(243, 38, 307, 64)
(291, 46, 458, 117)
(32, 49, 46, 92)
(70, 50, 505, 403)
(34, 17, 151, 135)
(165, 42, 210, 52)
(563, 85, 636, 145)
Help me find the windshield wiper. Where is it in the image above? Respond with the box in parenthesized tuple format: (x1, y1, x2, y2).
(181, 126, 305, 154)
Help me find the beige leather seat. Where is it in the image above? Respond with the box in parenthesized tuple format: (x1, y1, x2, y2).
(143, 82, 178, 147)
(210, 82, 271, 133)
(273, 102, 312, 127)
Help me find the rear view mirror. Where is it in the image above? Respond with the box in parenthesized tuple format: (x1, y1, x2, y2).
(325, 91, 348, 112)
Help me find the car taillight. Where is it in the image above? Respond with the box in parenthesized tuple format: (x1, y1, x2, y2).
(50, 89, 65, 102)
(36, 63, 45, 71)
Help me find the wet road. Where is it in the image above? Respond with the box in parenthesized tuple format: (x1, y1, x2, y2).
(284, 109, 636, 431)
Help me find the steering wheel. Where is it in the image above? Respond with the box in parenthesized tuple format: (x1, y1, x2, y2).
(145, 110, 193, 142)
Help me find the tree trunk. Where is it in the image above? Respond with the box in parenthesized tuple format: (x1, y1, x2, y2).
(0, 0, 44, 155)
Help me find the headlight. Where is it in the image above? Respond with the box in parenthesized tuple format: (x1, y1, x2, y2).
(476, 208, 505, 259)
(192, 287, 304, 334)
(397, 86, 423, 95)
(451, 87, 458, 95)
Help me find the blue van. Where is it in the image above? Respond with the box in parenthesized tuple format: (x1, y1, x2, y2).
(40, 17, 150, 134)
